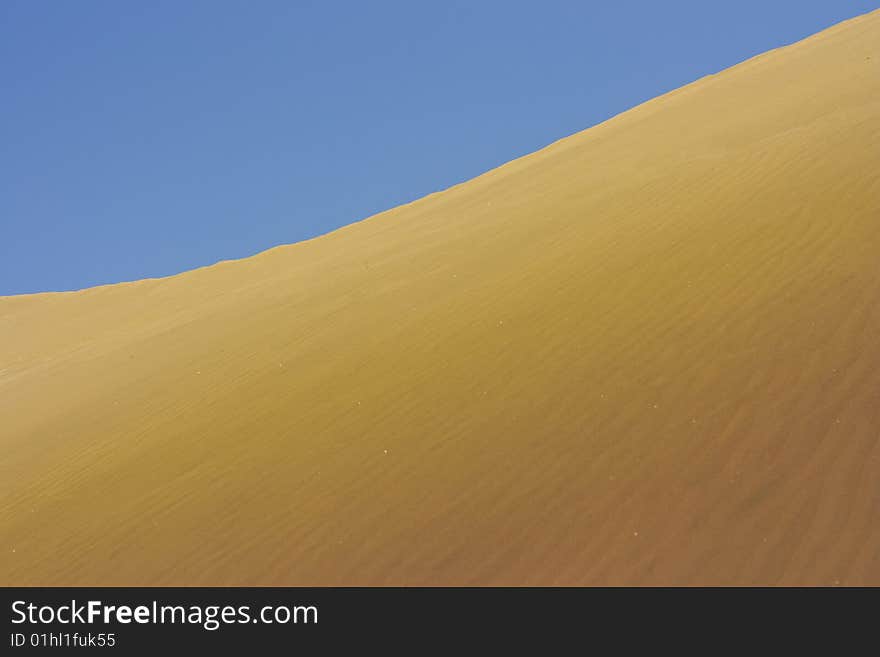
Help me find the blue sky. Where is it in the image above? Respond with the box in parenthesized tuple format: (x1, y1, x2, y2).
(2, 0, 876, 295)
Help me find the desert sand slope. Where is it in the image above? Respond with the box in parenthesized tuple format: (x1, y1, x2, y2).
(2, 11, 880, 586)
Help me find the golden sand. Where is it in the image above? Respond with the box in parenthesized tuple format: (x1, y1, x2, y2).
(2, 10, 879, 585)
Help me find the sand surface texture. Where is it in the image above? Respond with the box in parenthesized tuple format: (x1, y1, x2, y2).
(2, 11, 879, 585)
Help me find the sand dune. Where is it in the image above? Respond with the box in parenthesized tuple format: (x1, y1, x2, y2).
(2, 10, 879, 586)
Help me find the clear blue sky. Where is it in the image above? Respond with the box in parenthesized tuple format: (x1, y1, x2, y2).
(2, 1, 876, 295)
